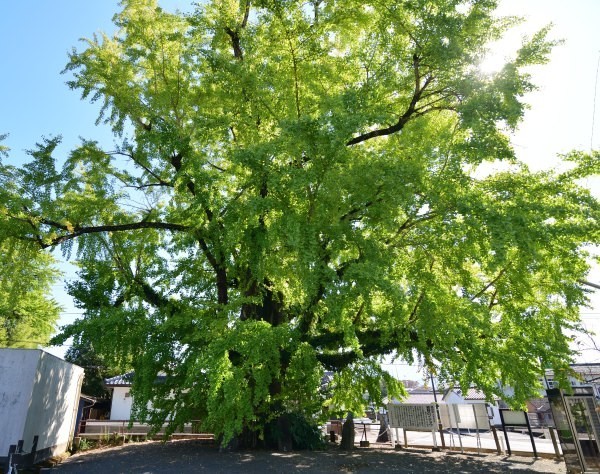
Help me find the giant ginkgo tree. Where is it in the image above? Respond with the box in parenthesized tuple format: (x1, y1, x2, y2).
(1, 0, 598, 447)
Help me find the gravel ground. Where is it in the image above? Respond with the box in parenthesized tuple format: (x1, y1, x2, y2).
(47, 440, 567, 473)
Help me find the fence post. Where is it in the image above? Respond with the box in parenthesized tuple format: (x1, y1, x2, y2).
(548, 427, 561, 459)
(491, 426, 503, 455)
(30, 435, 39, 465)
(524, 412, 538, 458)
(5, 445, 16, 474)
(499, 410, 512, 455)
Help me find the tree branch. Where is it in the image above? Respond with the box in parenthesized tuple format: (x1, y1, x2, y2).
(346, 55, 437, 146)
(241, 0, 251, 29)
(197, 237, 228, 305)
(384, 212, 438, 246)
(36, 219, 190, 248)
(408, 292, 425, 323)
(225, 27, 244, 60)
(309, 327, 426, 370)
(109, 150, 171, 187)
(168, 149, 227, 304)
(471, 267, 508, 302)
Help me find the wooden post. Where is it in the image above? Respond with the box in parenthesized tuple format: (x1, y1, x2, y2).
(491, 426, 503, 455)
(430, 376, 446, 449)
(499, 410, 512, 456)
(548, 427, 562, 459)
(473, 405, 481, 455)
(524, 412, 538, 458)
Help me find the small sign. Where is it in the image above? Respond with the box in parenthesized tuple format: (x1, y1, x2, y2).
(499, 409, 537, 457)
(387, 404, 437, 431)
(500, 410, 527, 426)
(439, 403, 491, 430)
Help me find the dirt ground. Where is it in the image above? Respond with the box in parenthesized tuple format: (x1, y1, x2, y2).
(46, 440, 567, 473)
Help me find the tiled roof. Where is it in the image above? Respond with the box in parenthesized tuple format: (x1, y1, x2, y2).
(405, 392, 437, 404)
(104, 371, 168, 387)
(528, 398, 551, 412)
(446, 387, 499, 401)
(462, 388, 489, 401)
(545, 363, 600, 381)
(388, 389, 439, 405)
(104, 372, 135, 386)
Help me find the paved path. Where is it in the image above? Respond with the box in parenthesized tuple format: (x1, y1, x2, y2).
(49, 440, 566, 473)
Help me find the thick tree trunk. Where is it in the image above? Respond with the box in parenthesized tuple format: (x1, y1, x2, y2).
(234, 283, 296, 450)
(276, 413, 293, 451)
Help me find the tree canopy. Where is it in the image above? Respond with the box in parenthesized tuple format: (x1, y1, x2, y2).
(0, 137, 61, 348)
(1, 0, 599, 446)
(0, 235, 61, 348)
(64, 337, 123, 398)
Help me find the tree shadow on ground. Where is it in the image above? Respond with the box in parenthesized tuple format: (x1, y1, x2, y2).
(52, 440, 565, 474)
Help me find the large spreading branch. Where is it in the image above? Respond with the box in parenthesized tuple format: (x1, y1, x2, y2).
(25, 216, 190, 249)
(225, 1, 251, 60)
(168, 149, 229, 304)
(307, 326, 429, 370)
(346, 53, 458, 146)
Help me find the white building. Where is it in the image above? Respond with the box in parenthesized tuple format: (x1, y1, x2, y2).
(104, 372, 135, 420)
(543, 363, 600, 398)
(104, 372, 164, 420)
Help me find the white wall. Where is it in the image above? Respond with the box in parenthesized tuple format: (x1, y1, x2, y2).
(22, 351, 84, 457)
(109, 387, 134, 420)
(0, 349, 38, 456)
(0, 349, 84, 460)
(443, 392, 464, 405)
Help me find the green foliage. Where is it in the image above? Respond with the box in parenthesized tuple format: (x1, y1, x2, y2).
(326, 361, 406, 418)
(0, 238, 60, 348)
(1, 0, 599, 446)
(64, 337, 122, 398)
(265, 412, 325, 450)
(0, 133, 8, 158)
(77, 437, 93, 452)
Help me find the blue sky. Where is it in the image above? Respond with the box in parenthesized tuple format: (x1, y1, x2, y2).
(0, 1, 190, 160)
(1, 2, 119, 159)
(1, 1, 599, 377)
